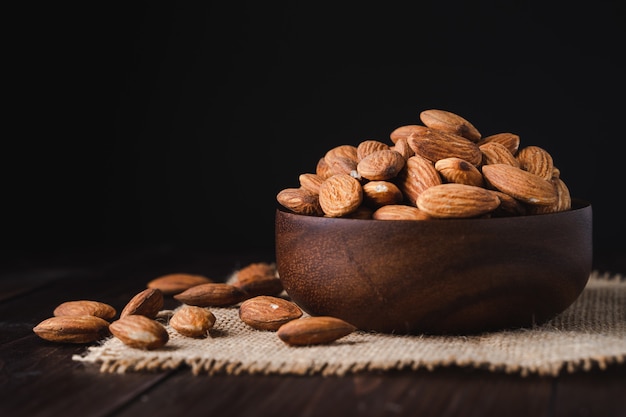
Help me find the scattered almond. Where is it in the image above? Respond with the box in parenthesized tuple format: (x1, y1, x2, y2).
(147, 273, 213, 295)
(174, 282, 247, 307)
(169, 305, 216, 338)
(110, 315, 169, 350)
(120, 288, 164, 319)
(239, 296, 303, 331)
(277, 316, 357, 346)
(231, 262, 283, 297)
(33, 315, 110, 344)
(53, 300, 116, 321)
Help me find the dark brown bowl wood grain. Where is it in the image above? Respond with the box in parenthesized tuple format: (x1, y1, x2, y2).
(275, 200, 592, 335)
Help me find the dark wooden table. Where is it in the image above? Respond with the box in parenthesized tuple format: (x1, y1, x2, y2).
(1, 245, 625, 417)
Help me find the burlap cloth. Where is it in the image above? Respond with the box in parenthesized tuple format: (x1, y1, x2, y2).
(73, 271, 626, 377)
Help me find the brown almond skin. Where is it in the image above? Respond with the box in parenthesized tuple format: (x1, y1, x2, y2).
(147, 273, 213, 296)
(356, 139, 390, 161)
(482, 164, 558, 206)
(109, 315, 169, 350)
(396, 154, 442, 206)
(276, 187, 324, 216)
(479, 141, 520, 167)
(372, 204, 432, 221)
(318, 173, 363, 217)
(476, 132, 520, 155)
(434, 157, 485, 187)
(169, 305, 216, 338)
(277, 316, 357, 346)
(324, 145, 359, 176)
(389, 136, 415, 160)
(362, 181, 404, 208)
(315, 157, 333, 179)
(490, 190, 527, 217)
(239, 296, 303, 331)
(120, 288, 164, 319)
(408, 129, 483, 166)
(416, 183, 501, 218)
(232, 262, 284, 298)
(389, 124, 430, 143)
(174, 282, 247, 307)
(33, 315, 111, 344)
(53, 300, 116, 320)
(298, 173, 325, 194)
(516, 145, 554, 181)
(526, 177, 572, 215)
(356, 149, 406, 181)
(419, 109, 482, 142)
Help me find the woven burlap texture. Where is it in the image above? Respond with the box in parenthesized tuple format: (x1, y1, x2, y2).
(74, 271, 626, 377)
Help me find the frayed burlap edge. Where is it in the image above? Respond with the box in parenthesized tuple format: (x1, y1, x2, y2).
(73, 271, 626, 378)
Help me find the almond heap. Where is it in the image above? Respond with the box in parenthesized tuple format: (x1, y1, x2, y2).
(276, 109, 572, 220)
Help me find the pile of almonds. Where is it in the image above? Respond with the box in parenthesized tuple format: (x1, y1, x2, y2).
(32, 262, 356, 349)
(277, 109, 571, 220)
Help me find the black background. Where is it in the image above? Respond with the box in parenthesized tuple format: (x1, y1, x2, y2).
(5, 2, 625, 268)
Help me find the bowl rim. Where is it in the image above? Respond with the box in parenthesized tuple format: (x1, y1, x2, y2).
(275, 198, 591, 224)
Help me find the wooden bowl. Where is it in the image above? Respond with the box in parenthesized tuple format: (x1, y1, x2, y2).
(275, 200, 592, 335)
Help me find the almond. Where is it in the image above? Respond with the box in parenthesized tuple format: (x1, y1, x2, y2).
(232, 262, 283, 297)
(396, 154, 442, 206)
(109, 315, 169, 350)
(476, 132, 520, 155)
(372, 204, 431, 221)
(419, 109, 482, 142)
(169, 305, 216, 338)
(298, 173, 325, 194)
(318, 173, 363, 217)
(482, 164, 558, 206)
(479, 141, 520, 167)
(324, 145, 359, 176)
(315, 156, 333, 179)
(356, 139, 390, 160)
(389, 124, 430, 143)
(516, 145, 554, 181)
(434, 157, 484, 187)
(120, 288, 164, 319)
(147, 273, 213, 296)
(408, 129, 483, 166)
(276, 187, 324, 216)
(362, 181, 404, 208)
(53, 300, 116, 320)
(33, 315, 110, 344)
(277, 316, 357, 346)
(490, 190, 527, 217)
(526, 177, 571, 214)
(174, 282, 247, 307)
(239, 295, 303, 331)
(356, 149, 406, 181)
(416, 183, 501, 218)
(389, 136, 414, 160)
